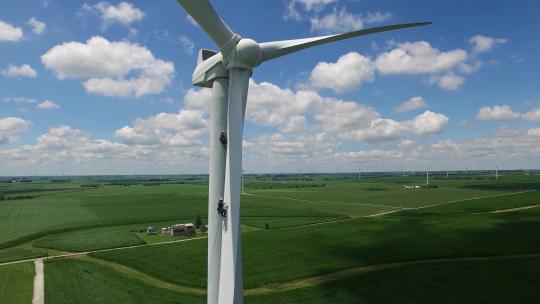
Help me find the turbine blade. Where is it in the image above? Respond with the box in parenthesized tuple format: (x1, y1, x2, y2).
(260, 22, 432, 62)
(176, 0, 236, 49)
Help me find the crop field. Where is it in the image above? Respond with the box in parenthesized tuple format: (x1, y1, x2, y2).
(1, 172, 540, 303)
(0, 263, 34, 303)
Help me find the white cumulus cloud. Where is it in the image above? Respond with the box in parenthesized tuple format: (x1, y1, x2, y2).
(37, 100, 60, 110)
(310, 8, 391, 34)
(284, 0, 337, 21)
(0, 117, 32, 144)
(476, 105, 519, 121)
(82, 2, 144, 27)
(376, 41, 467, 74)
(407, 111, 449, 135)
(436, 72, 465, 90)
(522, 108, 540, 121)
(376, 41, 468, 75)
(115, 110, 208, 146)
(373, 41, 476, 90)
(26, 17, 46, 35)
(4, 97, 38, 104)
(528, 128, 540, 137)
(2, 64, 38, 78)
(394, 96, 427, 113)
(344, 111, 448, 142)
(470, 35, 507, 55)
(0, 20, 23, 42)
(41, 36, 174, 97)
(179, 35, 195, 55)
(310, 52, 375, 93)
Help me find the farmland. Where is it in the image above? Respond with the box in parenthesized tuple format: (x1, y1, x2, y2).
(0, 263, 34, 304)
(1, 172, 540, 303)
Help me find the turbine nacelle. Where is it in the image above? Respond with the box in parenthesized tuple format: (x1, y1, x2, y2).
(193, 51, 224, 88)
(193, 38, 263, 88)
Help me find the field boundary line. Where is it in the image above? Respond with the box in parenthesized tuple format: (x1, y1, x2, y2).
(243, 192, 407, 209)
(59, 251, 540, 296)
(80, 255, 206, 294)
(475, 203, 540, 214)
(32, 259, 44, 304)
(364, 190, 537, 218)
(0, 236, 207, 267)
(245, 252, 540, 295)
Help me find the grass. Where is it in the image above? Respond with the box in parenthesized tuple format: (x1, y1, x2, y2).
(241, 216, 347, 229)
(399, 190, 540, 216)
(43, 256, 540, 304)
(91, 237, 208, 288)
(0, 184, 208, 249)
(0, 247, 47, 263)
(0, 263, 35, 304)
(2, 174, 531, 252)
(18, 174, 540, 303)
(242, 178, 516, 217)
(246, 257, 540, 303)
(91, 201, 540, 289)
(34, 228, 146, 252)
(0, 182, 335, 251)
(44, 258, 205, 304)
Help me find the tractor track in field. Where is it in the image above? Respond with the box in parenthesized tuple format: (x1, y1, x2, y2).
(243, 252, 540, 295)
(61, 251, 540, 296)
(0, 236, 208, 267)
(1, 190, 535, 268)
(242, 192, 408, 209)
(473, 203, 540, 214)
(2, 189, 538, 299)
(245, 190, 537, 219)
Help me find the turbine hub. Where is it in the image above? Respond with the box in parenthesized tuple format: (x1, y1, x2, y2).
(225, 38, 262, 70)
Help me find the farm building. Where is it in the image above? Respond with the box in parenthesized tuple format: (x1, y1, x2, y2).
(161, 227, 172, 235)
(147, 227, 157, 235)
(171, 223, 195, 236)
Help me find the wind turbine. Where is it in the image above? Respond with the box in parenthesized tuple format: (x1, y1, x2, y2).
(175, 1, 430, 303)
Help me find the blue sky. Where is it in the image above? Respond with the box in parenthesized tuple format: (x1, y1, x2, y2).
(1, 0, 539, 175)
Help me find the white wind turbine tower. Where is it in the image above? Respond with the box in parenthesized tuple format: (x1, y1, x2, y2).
(175, 1, 430, 303)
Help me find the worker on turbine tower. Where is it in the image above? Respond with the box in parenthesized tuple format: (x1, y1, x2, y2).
(219, 130, 227, 148)
(217, 198, 227, 217)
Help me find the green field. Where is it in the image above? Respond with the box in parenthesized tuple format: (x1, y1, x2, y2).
(0, 263, 35, 303)
(0, 247, 47, 263)
(42, 255, 540, 304)
(44, 258, 204, 304)
(91, 202, 540, 289)
(247, 256, 540, 303)
(0, 180, 336, 251)
(1, 173, 540, 303)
